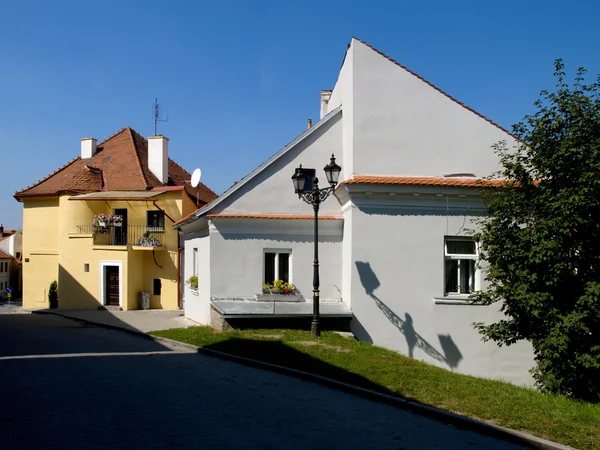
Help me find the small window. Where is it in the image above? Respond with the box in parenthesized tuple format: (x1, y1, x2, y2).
(147, 211, 165, 231)
(84, 263, 90, 273)
(16, 252, 21, 260)
(444, 238, 478, 295)
(264, 250, 291, 284)
(192, 248, 198, 277)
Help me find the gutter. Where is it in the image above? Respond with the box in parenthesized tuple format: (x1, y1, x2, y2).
(152, 201, 176, 224)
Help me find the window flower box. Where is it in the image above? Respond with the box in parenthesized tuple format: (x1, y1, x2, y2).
(93, 214, 124, 233)
(256, 280, 301, 302)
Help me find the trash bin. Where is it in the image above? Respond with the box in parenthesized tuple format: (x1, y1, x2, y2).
(140, 291, 150, 310)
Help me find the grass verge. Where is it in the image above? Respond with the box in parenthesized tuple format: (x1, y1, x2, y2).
(151, 327, 599, 449)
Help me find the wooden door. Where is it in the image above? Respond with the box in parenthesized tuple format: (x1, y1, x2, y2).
(105, 266, 120, 306)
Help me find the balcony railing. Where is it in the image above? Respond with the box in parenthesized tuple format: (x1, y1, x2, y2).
(73, 224, 166, 247)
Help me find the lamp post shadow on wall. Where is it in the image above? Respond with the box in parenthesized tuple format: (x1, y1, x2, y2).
(291, 154, 341, 338)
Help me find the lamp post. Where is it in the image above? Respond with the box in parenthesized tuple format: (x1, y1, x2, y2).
(291, 154, 342, 337)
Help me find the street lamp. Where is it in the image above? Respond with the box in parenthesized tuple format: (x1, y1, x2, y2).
(291, 154, 342, 337)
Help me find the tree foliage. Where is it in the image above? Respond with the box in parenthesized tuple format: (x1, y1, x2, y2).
(473, 60, 600, 402)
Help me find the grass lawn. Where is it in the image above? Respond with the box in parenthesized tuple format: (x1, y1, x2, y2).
(151, 326, 600, 449)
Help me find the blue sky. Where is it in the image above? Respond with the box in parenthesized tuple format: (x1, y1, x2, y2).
(1, 0, 599, 229)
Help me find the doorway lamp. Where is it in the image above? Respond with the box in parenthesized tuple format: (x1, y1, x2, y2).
(291, 154, 342, 337)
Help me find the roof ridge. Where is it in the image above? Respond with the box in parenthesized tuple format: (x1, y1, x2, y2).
(351, 37, 517, 139)
(127, 126, 150, 188)
(97, 126, 130, 146)
(14, 156, 81, 198)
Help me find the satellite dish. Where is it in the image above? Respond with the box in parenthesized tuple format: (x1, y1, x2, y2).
(191, 168, 202, 188)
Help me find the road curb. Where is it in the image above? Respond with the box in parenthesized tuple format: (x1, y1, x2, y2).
(32, 310, 572, 450)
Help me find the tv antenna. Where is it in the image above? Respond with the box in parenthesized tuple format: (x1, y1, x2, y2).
(154, 98, 169, 135)
(191, 168, 202, 206)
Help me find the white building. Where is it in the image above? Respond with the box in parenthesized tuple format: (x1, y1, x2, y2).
(0, 226, 22, 294)
(176, 38, 534, 386)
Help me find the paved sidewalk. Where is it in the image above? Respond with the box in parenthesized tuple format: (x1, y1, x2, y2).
(33, 309, 194, 333)
(0, 300, 26, 314)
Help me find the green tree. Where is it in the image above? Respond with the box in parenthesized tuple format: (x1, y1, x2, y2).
(473, 60, 600, 402)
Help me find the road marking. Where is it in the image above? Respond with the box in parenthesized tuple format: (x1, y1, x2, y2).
(0, 351, 192, 361)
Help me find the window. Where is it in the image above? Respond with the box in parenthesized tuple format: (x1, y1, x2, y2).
(147, 211, 165, 231)
(16, 252, 20, 260)
(444, 238, 478, 295)
(192, 248, 198, 277)
(264, 250, 291, 284)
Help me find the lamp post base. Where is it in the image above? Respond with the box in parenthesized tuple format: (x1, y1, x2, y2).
(311, 319, 321, 338)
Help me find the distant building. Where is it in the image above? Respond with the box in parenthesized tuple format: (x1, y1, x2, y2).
(14, 128, 217, 310)
(0, 226, 22, 295)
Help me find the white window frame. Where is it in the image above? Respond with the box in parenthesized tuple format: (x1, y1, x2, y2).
(263, 249, 292, 283)
(444, 237, 479, 297)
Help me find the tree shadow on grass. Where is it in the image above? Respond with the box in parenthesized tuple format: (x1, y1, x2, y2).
(202, 337, 404, 398)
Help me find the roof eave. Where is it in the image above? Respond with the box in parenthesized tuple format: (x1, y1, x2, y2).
(174, 106, 343, 229)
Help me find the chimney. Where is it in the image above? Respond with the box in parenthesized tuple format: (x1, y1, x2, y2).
(320, 90, 332, 119)
(148, 135, 169, 183)
(0, 224, 3, 238)
(307, 119, 312, 129)
(81, 138, 98, 159)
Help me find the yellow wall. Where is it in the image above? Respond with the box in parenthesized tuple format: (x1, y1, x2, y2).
(21, 191, 187, 310)
(22, 198, 60, 309)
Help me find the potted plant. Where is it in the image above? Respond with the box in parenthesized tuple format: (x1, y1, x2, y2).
(137, 231, 161, 247)
(92, 214, 123, 233)
(186, 275, 198, 290)
(48, 280, 58, 309)
(257, 280, 301, 302)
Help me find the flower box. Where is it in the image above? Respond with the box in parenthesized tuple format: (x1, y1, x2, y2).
(254, 293, 302, 302)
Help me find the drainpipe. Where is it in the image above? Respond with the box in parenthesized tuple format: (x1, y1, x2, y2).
(177, 244, 184, 309)
(152, 201, 175, 223)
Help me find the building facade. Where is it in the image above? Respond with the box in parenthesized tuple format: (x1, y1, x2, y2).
(176, 38, 534, 386)
(15, 127, 216, 310)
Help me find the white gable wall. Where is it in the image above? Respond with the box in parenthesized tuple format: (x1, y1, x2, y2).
(351, 39, 516, 178)
(327, 46, 354, 178)
(212, 112, 343, 216)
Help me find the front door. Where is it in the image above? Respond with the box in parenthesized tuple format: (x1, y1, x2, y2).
(105, 266, 120, 306)
(113, 208, 128, 245)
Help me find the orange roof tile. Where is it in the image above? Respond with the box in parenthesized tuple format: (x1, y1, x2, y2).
(14, 127, 217, 205)
(206, 213, 343, 220)
(340, 176, 507, 188)
(0, 249, 13, 259)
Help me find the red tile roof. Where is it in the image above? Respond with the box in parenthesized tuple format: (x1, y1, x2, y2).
(340, 176, 506, 188)
(206, 213, 343, 220)
(0, 249, 13, 259)
(352, 37, 517, 139)
(14, 127, 217, 205)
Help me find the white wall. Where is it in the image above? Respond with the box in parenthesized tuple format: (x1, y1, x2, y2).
(345, 188, 534, 386)
(0, 232, 22, 258)
(212, 112, 343, 216)
(209, 218, 343, 302)
(349, 39, 516, 178)
(327, 45, 354, 179)
(182, 226, 211, 324)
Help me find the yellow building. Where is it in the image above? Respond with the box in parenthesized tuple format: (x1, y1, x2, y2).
(14, 127, 216, 310)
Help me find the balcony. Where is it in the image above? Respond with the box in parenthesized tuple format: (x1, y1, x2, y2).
(73, 225, 166, 249)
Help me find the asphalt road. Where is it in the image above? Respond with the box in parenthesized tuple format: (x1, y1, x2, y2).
(0, 314, 525, 449)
